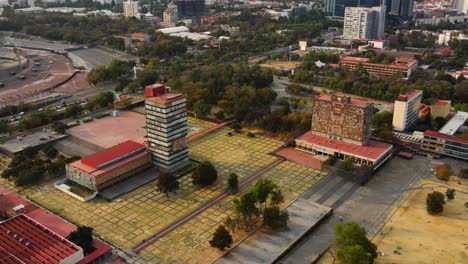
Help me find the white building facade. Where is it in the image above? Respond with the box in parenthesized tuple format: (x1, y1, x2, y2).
(342, 5, 386, 40)
(123, 0, 139, 18)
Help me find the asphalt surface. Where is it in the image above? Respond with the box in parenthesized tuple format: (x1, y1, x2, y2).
(69, 47, 134, 69)
(278, 156, 433, 263)
(270, 76, 394, 113)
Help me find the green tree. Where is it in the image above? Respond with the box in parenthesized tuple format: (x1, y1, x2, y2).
(227, 173, 239, 194)
(263, 206, 288, 229)
(337, 244, 372, 264)
(334, 222, 377, 264)
(43, 145, 58, 159)
(233, 191, 259, 230)
(67, 226, 95, 254)
(157, 172, 179, 197)
(209, 225, 233, 251)
(230, 122, 242, 132)
(223, 216, 237, 233)
(445, 188, 455, 201)
(252, 179, 275, 210)
(126, 81, 139, 94)
(193, 100, 211, 117)
(65, 103, 84, 118)
(52, 121, 67, 133)
(192, 161, 218, 186)
(340, 158, 355, 171)
(426, 191, 445, 215)
(0, 120, 8, 133)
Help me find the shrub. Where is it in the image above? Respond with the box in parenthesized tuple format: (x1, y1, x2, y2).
(82, 117, 93, 123)
(434, 164, 452, 181)
(214, 110, 225, 121)
(247, 132, 255, 138)
(192, 161, 218, 186)
(209, 225, 233, 251)
(426, 191, 445, 215)
(230, 123, 242, 132)
(445, 188, 455, 200)
(95, 112, 110, 119)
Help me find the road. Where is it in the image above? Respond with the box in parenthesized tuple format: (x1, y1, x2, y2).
(270, 76, 394, 113)
(278, 156, 432, 263)
(1, 32, 78, 52)
(69, 46, 135, 70)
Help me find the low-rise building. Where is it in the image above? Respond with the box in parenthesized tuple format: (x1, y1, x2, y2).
(131, 32, 151, 42)
(296, 93, 393, 168)
(421, 130, 468, 160)
(339, 56, 418, 78)
(0, 214, 84, 264)
(66, 140, 152, 192)
(430, 100, 451, 119)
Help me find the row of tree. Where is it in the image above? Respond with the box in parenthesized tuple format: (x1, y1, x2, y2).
(1, 146, 79, 186)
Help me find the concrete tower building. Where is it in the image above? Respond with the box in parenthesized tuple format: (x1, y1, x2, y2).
(342, 5, 386, 40)
(163, 3, 179, 27)
(144, 84, 190, 172)
(123, 0, 139, 18)
(392, 90, 422, 131)
(390, 0, 413, 18)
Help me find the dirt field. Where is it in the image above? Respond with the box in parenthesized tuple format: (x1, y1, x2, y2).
(373, 180, 468, 264)
(260, 60, 301, 71)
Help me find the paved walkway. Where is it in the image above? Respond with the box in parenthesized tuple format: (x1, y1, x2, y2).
(278, 156, 432, 263)
(214, 199, 332, 264)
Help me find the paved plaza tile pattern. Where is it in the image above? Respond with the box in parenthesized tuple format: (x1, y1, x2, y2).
(0, 124, 284, 257)
(139, 161, 326, 263)
(0, 121, 327, 263)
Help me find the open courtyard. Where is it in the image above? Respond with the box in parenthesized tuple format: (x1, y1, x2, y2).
(373, 179, 468, 264)
(0, 118, 327, 263)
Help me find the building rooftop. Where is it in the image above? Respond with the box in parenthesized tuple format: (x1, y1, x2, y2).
(296, 132, 393, 162)
(396, 90, 422, 102)
(315, 93, 372, 108)
(433, 100, 450, 107)
(131, 32, 149, 38)
(438, 111, 468, 136)
(146, 93, 185, 104)
(424, 130, 468, 144)
(156, 26, 189, 34)
(81, 140, 146, 170)
(0, 214, 82, 264)
(341, 56, 417, 70)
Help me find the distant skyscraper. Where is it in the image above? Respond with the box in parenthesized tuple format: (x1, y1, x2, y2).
(174, 0, 205, 19)
(390, 0, 413, 18)
(123, 0, 139, 18)
(324, 0, 382, 17)
(342, 5, 386, 39)
(163, 3, 179, 26)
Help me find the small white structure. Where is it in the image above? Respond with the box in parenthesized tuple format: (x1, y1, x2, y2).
(299, 40, 307, 51)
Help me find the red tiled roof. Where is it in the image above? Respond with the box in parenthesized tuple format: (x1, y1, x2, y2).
(296, 132, 393, 161)
(70, 151, 150, 178)
(81, 141, 146, 169)
(424, 130, 468, 144)
(433, 100, 449, 106)
(397, 90, 422, 102)
(315, 93, 372, 108)
(131, 32, 149, 37)
(77, 240, 112, 264)
(146, 93, 185, 104)
(0, 214, 82, 264)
